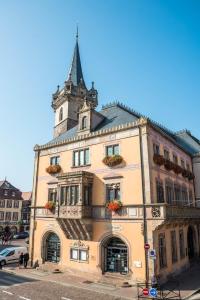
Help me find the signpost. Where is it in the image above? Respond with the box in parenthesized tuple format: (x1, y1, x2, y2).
(149, 288, 157, 298)
(144, 243, 150, 250)
(149, 249, 156, 259)
(142, 288, 149, 296)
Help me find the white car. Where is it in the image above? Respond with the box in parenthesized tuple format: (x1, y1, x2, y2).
(0, 246, 28, 266)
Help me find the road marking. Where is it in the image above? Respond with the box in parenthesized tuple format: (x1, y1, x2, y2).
(61, 297, 72, 300)
(19, 296, 31, 300)
(2, 290, 14, 295)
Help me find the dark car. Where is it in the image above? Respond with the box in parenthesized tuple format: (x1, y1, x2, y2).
(13, 232, 29, 239)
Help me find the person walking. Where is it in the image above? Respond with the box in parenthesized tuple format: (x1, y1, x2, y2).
(19, 253, 24, 269)
(23, 252, 29, 269)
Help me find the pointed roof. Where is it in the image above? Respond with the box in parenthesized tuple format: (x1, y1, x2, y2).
(67, 32, 86, 87)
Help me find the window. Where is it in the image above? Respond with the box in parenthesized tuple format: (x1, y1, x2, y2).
(84, 185, 92, 206)
(70, 248, 88, 262)
(165, 181, 174, 205)
(6, 200, 12, 208)
(181, 159, 185, 169)
(0, 200, 5, 208)
(4, 190, 8, 196)
(60, 185, 79, 205)
(81, 116, 87, 130)
(186, 163, 190, 171)
(153, 143, 160, 155)
(106, 144, 119, 156)
(12, 212, 18, 221)
(6, 250, 15, 257)
(158, 233, 167, 269)
(179, 230, 185, 259)
(12, 192, 15, 197)
(156, 180, 164, 203)
(171, 231, 178, 263)
(5, 212, 11, 221)
(73, 149, 90, 167)
(50, 156, 60, 165)
(181, 186, 188, 205)
(174, 184, 181, 205)
(189, 189, 193, 206)
(173, 154, 178, 164)
(59, 107, 63, 122)
(48, 189, 57, 202)
(0, 212, 4, 221)
(106, 183, 120, 201)
(164, 149, 170, 160)
(14, 200, 19, 208)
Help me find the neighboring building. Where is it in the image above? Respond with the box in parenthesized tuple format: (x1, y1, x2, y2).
(0, 179, 23, 234)
(21, 192, 32, 231)
(30, 34, 200, 284)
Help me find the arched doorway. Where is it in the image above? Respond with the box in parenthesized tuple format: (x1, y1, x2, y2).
(103, 236, 128, 274)
(44, 232, 60, 263)
(187, 226, 196, 259)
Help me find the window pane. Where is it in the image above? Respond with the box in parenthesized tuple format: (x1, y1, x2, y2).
(80, 250, 87, 261)
(71, 249, 78, 260)
(85, 149, 89, 165)
(74, 151, 79, 166)
(107, 146, 113, 156)
(80, 150, 84, 165)
(113, 145, 119, 155)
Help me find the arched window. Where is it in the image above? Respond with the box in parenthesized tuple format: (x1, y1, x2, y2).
(81, 116, 87, 130)
(59, 107, 63, 122)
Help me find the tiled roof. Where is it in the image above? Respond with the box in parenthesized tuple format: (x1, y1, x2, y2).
(38, 102, 199, 156)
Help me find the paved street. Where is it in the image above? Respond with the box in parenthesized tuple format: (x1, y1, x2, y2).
(0, 270, 129, 300)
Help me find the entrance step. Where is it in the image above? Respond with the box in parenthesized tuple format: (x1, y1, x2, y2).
(99, 273, 133, 287)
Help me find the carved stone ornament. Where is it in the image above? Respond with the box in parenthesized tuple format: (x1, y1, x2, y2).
(71, 240, 89, 249)
(151, 207, 161, 218)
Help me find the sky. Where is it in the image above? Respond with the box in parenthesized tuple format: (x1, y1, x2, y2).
(0, 0, 199, 191)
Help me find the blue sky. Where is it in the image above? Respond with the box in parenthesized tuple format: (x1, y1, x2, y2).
(0, 0, 199, 191)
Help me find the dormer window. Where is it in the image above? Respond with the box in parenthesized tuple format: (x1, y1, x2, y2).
(59, 107, 63, 122)
(81, 116, 87, 130)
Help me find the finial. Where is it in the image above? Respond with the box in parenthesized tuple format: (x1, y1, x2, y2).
(5, 176, 7, 181)
(91, 81, 94, 89)
(57, 85, 60, 92)
(76, 25, 78, 41)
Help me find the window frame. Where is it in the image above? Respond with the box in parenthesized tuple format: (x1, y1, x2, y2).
(106, 144, 120, 156)
(158, 233, 167, 269)
(6, 199, 12, 208)
(106, 183, 120, 202)
(50, 156, 60, 166)
(171, 230, 178, 263)
(73, 148, 90, 167)
(179, 229, 185, 259)
(70, 248, 89, 262)
(153, 143, 160, 155)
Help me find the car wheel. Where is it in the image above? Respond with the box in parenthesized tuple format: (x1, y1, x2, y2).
(1, 260, 6, 266)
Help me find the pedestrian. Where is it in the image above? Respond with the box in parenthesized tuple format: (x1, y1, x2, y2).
(19, 252, 24, 269)
(0, 261, 2, 270)
(23, 252, 29, 269)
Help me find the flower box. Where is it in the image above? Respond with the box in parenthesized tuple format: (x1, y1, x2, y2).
(106, 200, 122, 212)
(164, 159, 174, 171)
(103, 155, 123, 167)
(153, 154, 165, 166)
(173, 164, 182, 174)
(182, 169, 188, 178)
(45, 201, 56, 211)
(46, 164, 61, 174)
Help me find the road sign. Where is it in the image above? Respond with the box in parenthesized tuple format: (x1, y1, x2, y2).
(144, 243, 150, 250)
(149, 249, 156, 259)
(149, 288, 157, 297)
(143, 288, 149, 296)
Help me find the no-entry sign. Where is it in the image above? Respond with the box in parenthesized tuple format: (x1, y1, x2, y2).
(144, 243, 150, 250)
(143, 288, 149, 296)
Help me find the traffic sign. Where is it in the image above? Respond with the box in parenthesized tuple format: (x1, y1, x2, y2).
(149, 249, 156, 259)
(143, 288, 149, 296)
(149, 288, 157, 297)
(144, 243, 150, 250)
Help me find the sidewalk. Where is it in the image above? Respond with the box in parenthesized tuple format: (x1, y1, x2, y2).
(4, 266, 138, 300)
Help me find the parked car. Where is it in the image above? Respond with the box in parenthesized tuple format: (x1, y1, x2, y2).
(13, 232, 29, 239)
(0, 246, 28, 266)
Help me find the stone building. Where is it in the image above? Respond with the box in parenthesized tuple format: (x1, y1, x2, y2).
(30, 34, 200, 284)
(0, 179, 23, 234)
(21, 192, 32, 231)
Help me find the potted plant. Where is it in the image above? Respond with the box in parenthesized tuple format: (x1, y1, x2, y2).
(106, 199, 122, 212)
(173, 164, 182, 174)
(102, 155, 123, 167)
(46, 164, 61, 174)
(188, 172, 195, 181)
(45, 201, 56, 212)
(153, 154, 165, 166)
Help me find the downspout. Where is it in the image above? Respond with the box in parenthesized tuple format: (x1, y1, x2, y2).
(139, 125, 149, 286)
(30, 149, 40, 266)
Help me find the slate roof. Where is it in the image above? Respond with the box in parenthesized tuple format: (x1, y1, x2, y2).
(0, 180, 20, 191)
(39, 102, 199, 157)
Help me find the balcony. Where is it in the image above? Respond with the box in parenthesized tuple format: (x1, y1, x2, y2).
(59, 205, 92, 219)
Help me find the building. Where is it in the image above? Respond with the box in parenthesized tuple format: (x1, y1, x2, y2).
(0, 179, 23, 234)
(21, 192, 32, 231)
(30, 33, 200, 284)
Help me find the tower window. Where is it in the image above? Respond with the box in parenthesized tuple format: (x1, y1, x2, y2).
(81, 116, 87, 130)
(59, 107, 63, 122)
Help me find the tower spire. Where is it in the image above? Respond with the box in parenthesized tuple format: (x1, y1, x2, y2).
(67, 28, 86, 87)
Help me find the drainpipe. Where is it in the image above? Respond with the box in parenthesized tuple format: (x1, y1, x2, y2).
(139, 125, 149, 286)
(30, 149, 40, 266)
